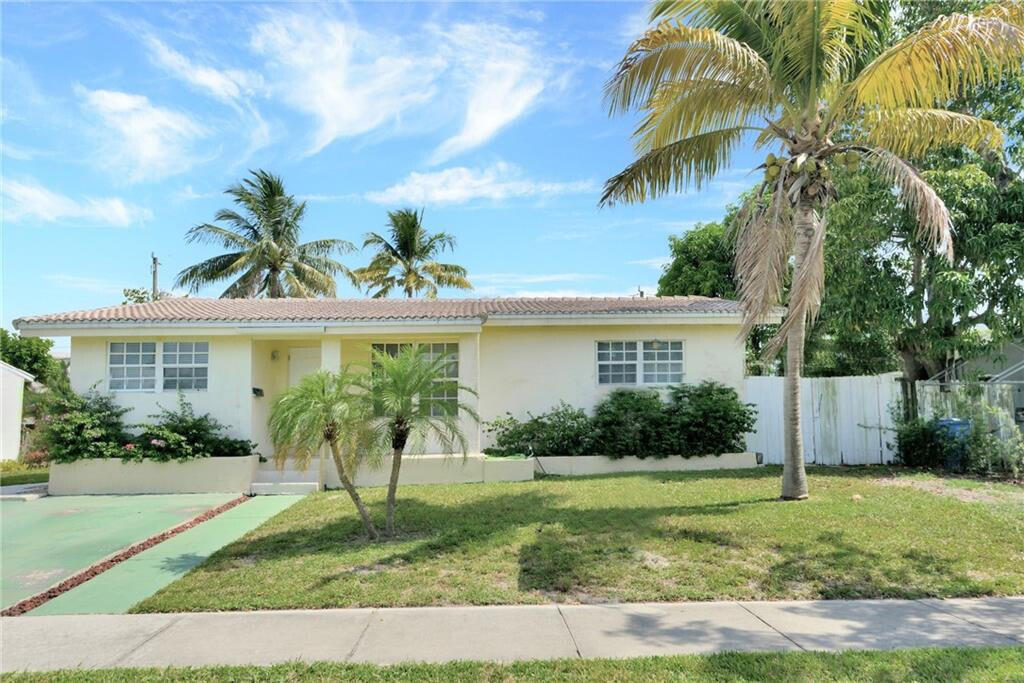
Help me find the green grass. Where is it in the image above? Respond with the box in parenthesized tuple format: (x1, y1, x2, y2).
(133, 467, 1024, 613)
(0, 465, 48, 486)
(7, 647, 1024, 682)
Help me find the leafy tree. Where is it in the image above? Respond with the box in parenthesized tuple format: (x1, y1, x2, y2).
(122, 288, 176, 304)
(354, 209, 472, 298)
(0, 329, 59, 384)
(657, 222, 736, 298)
(361, 345, 477, 536)
(601, 0, 1024, 499)
(269, 370, 383, 540)
(175, 170, 356, 298)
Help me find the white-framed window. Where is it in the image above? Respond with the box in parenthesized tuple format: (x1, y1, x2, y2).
(371, 342, 459, 417)
(108, 342, 156, 391)
(162, 342, 209, 391)
(597, 340, 683, 386)
(107, 341, 208, 392)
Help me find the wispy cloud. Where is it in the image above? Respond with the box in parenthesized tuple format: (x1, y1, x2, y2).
(429, 23, 548, 164)
(250, 11, 443, 157)
(628, 257, 671, 270)
(177, 185, 220, 201)
(472, 272, 604, 285)
(2, 177, 151, 227)
(44, 274, 124, 295)
(620, 7, 651, 43)
(366, 162, 594, 205)
(142, 35, 262, 103)
(75, 85, 209, 182)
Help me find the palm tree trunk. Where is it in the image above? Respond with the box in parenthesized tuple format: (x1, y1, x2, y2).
(328, 440, 378, 540)
(781, 203, 813, 501)
(385, 447, 403, 535)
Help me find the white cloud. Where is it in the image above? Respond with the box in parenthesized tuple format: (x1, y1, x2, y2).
(250, 12, 444, 156)
(620, 7, 651, 43)
(177, 185, 219, 201)
(75, 86, 208, 182)
(366, 162, 594, 205)
(2, 178, 151, 227)
(429, 24, 548, 164)
(143, 35, 262, 103)
(472, 272, 604, 285)
(629, 257, 671, 270)
(44, 274, 124, 295)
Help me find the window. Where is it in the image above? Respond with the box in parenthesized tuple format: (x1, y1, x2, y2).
(371, 342, 459, 417)
(424, 343, 459, 417)
(108, 342, 156, 391)
(597, 341, 637, 385)
(162, 342, 209, 391)
(597, 340, 683, 386)
(642, 340, 683, 384)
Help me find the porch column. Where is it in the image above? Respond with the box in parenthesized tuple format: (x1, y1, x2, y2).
(321, 337, 341, 373)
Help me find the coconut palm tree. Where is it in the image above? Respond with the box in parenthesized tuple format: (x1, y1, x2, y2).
(175, 170, 356, 298)
(269, 370, 384, 540)
(353, 208, 472, 298)
(602, 0, 1024, 500)
(360, 344, 478, 536)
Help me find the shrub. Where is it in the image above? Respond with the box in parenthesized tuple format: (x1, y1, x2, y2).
(591, 389, 669, 458)
(665, 381, 756, 456)
(484, 402, 592, 457)
(893, 417, 955, 469)
(40, 391, 130, 463)
(130, 395, 256, 461)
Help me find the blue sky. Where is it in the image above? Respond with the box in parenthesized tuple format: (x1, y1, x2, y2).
(2, 1, 762, 347)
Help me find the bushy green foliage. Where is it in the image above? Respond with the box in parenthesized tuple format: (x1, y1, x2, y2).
(41, 391, 254, 463)
(485, 382, 756, 459)
(484, 402, 593, 457)
(40, 391, 131, 463)
(664, 382, 757, 456)
(893, 418, 955, 469)
(0, 329, 62, 385)
(591, 389, 669, 458)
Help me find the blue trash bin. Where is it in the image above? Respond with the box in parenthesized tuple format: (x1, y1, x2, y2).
(936, 418, 970, 471)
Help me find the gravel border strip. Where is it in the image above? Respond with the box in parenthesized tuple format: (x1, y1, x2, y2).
(2, 495, 250, 617)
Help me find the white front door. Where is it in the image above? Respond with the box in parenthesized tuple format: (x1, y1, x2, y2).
(288, 347, 321, 387)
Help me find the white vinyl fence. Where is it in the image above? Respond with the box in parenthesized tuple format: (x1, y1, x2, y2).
(745, 373, 902, 465)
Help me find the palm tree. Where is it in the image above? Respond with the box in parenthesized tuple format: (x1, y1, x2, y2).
(602, 1, 1024, 500)
(353, 208, 472, 298)
(360, 345, 478, 536)
(269, 370, 383, 540)
(175, 170, 356, 298)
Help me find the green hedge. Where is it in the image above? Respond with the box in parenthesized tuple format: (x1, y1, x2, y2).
(40, 391, 256, 463)
(485, 381, 756, 459)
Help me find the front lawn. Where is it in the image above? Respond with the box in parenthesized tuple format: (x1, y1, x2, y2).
(8, 647, 1024, 682)
(134, 467, 1024, 613)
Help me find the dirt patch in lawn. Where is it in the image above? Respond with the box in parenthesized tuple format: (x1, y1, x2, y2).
(875, 477, 1024, 504)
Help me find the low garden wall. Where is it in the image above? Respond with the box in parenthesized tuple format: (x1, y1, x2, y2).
(534, 452, 758, 476)
(342, 455, 535, 488)
(48, 456, 258, 496)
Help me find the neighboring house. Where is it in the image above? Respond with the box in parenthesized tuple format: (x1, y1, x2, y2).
(1, 361, 34, 461)
(14, 297, 772, 457)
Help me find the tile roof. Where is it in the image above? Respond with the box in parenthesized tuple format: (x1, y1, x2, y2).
(14, 296, 748, 327)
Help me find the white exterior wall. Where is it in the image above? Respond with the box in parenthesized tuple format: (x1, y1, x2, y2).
(1, 363, 31, 460)
(69, 336, 254, 442)
(477, 323, 745, 448)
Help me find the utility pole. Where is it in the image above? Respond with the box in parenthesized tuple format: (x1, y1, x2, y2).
(151, 253, 160, 300)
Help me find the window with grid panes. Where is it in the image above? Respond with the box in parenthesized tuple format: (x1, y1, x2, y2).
(597, 340, 683, 385)
(596, 341, 637, 384)
(162, 341, 209, 391)
(642, 340, 683, 384)
(108, 342, 157, 391)
(371, 342, 459, 417)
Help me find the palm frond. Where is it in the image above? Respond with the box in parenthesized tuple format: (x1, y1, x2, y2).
(764, 207, 827, 358)
(845, 9, 1024, 110)
(861, 108, 1004, 159)
(173, 251, 254, 292)
(601, 126, 752, 205)
(866, 147, 954, 260)
(605, 20, 773, 114)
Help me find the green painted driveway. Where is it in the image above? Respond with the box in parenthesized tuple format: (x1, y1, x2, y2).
(1, 493, 235, 610)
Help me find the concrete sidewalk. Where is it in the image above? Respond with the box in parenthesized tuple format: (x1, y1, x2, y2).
(3, 597, 1021, 672)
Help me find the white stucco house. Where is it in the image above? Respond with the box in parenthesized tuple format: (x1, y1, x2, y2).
(1, 361, 34, 461)
(15, 296, 772, 492)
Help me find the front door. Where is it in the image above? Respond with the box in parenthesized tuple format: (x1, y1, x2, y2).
(288, 347, 320, 387)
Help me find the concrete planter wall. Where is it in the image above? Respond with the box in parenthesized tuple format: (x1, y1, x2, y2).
(335, 454, 535, 488)
(48, 455, 257, 496)
(534, 452, 758, 476)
